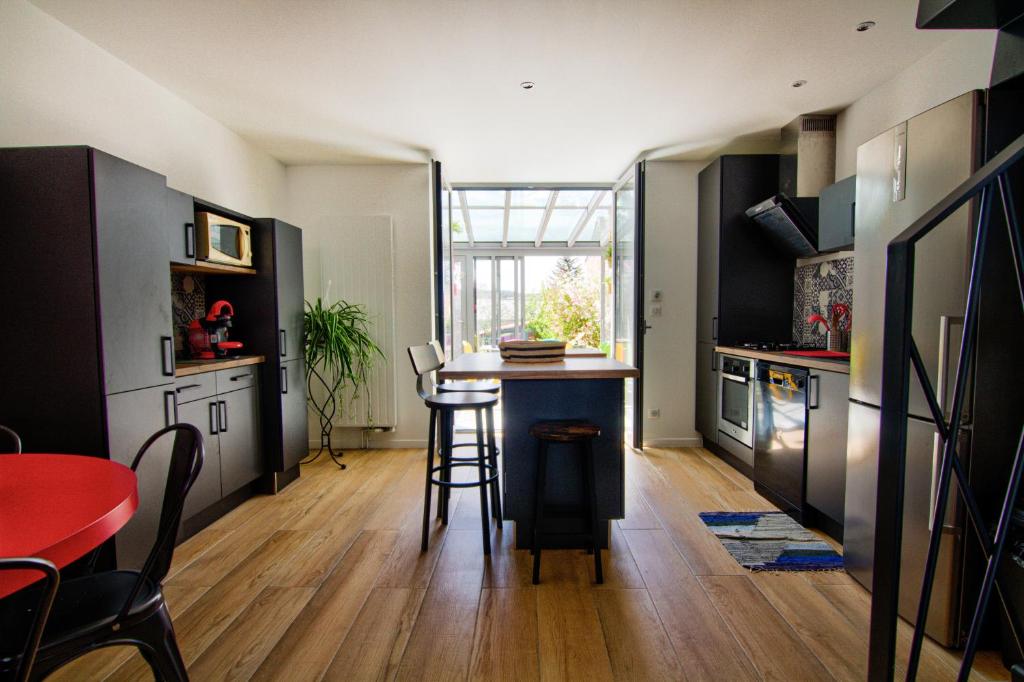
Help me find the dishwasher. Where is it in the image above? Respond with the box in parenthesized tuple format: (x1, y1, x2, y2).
(753, 362, 810, 521)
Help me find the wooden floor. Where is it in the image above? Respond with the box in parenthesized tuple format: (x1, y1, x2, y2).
(49, 446, 1010, 681)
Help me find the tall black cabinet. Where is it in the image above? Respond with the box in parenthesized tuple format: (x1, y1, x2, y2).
(0, 147, 177, 569)
(695, 155, 793, 446)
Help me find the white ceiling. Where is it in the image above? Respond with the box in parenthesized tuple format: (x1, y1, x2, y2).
(32, 0, 952, 182)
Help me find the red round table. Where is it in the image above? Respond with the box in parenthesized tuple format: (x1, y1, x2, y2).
(0, 454, 138, 598)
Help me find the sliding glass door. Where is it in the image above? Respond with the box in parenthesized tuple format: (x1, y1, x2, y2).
(614, 162, 645, 448)
(471, 256, 524, 349)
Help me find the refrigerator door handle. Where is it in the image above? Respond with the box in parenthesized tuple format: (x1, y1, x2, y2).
(936, 315, 963, 420)
(928, 431, 961, 534)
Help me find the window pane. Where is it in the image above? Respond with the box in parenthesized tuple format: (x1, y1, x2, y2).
(506, 208, 544, 242)
(469, 208, 503, 242)
(508, 190, 551, 207)
(463, 190, 506, 207)
(582, 208, 612, 243)
(556, 190, 596, 208)
(543, 208, 585, 242)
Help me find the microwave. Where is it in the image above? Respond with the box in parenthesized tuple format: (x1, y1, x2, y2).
(195, 212, 253, 267)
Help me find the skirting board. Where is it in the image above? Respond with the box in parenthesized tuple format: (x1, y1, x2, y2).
(308, 437, 428, 449)
(642, 436, 703, 448)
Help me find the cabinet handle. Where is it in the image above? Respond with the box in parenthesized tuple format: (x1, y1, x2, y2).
(209, 402, 219, 435)
(808, 375, 820, 409)
(219, 400, 228, 433)
(185, 222, 196, 259)
(712, 317, 718, 341)
(280, 329, 287, 357)
(161, 336, 175, 376)
(164, 391, 178, 427)
(229, 372, 252, 381)
(281, 365, 288, 394)
(711, 348, 717, 371)
(176, 383, 201, 394)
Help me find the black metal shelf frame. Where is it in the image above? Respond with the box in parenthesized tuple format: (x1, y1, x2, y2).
(869, 131, 1024, 681)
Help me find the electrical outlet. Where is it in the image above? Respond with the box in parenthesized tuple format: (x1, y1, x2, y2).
(648, 408, 661, 419)
(650, 304, 662, 317)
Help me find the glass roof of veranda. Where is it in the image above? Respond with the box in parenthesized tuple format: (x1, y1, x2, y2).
(450, 188, 613, 248)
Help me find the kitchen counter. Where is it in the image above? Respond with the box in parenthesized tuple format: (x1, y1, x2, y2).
(438, 353, 638, 381)
(175, 355, 266, 377)
(715, 346, 850, 374)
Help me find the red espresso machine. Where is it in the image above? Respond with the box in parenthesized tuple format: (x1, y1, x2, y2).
(187, 300, 243, 359)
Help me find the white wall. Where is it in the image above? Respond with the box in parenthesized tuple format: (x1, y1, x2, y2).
(835, 30, 997, 179)
(642, 161, 704, 447)
(0, 0, 286, 217)
(283, 164, 432, 448)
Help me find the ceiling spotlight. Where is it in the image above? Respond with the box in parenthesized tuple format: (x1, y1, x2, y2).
(791, 80, 807, 88)
(856, 20, 876, 32)
(520, 81, 535, 90)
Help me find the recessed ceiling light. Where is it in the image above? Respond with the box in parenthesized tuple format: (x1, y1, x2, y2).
(856, 20, 876, 32)
(520, 81, 535, 90)
(791, 80, 807, 88)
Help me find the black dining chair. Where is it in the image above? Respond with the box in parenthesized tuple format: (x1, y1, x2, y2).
(0, 424, 22, 453)
(0, 558, 60, 682)
(6, 423, 203, 682)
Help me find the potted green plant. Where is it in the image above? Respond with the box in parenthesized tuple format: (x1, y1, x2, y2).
(303, 297, 385, 469)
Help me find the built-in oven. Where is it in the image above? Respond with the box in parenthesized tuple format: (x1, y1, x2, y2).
(717, 354, 755, 448)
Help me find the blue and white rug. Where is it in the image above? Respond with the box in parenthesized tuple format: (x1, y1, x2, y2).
(699, 511, 844, 571)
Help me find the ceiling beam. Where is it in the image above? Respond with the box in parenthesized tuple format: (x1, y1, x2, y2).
(534, 190, 560, 247)
(458, 190, 475, 247)
(567, 190, 607, 247)
(501, 191, 510, 247)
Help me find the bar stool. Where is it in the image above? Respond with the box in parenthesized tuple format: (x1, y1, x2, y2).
(408, 343, 502, 555)
(528, 420, 603, 585)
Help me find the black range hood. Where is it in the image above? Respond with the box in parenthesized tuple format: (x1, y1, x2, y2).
(745, 194, 819, 258)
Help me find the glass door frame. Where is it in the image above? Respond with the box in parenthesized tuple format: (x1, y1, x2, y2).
(613, 162, 645, 449)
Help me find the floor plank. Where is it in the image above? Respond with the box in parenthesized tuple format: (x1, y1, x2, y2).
(468, 588, 540, 681)
(700, 574, 834, 681)
(536, 586, 614, 682)
(594, 588, 686, 681)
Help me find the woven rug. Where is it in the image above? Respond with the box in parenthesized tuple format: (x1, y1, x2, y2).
(699, 511, 844, 571)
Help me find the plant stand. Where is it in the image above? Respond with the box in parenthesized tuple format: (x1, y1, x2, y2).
(302, 364, 346, 469)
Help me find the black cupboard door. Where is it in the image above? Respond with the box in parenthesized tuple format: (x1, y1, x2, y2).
(274, 221, 304, 361)
(92, 150, 174, 395)
(106, 384, 177, 569)
(176, 398, 222, 519)
(280, 357, 308, 471)
(696, 161, 721, 344)
(218, 386, 262, 494)
(695, 342, 718, 445)
(166, 187, 196, 266)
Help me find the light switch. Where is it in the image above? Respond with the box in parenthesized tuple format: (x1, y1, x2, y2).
(651, 289, 663, 302)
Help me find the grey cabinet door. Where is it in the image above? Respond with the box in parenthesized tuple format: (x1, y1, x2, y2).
(696, 161, 721, 344)
(805, 370, 849, 524)
(817, 176, 856, 252)
(93, 150, 174, 394)
(176, 398, 222, 519)
(274, 221, 304, 361)
(695, 342, 718, 446)
(281, 357, 308, 471)
(106, 384, 177, 569)
(218, 386, 262, 494)
(166, 187, 196, 266)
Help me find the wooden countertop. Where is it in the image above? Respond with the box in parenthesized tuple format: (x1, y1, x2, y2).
(715, 346, 850, 374)
(175, 355, 266, 377)
(438, 352, 639, 380)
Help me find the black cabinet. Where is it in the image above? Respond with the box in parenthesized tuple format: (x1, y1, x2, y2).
(281, 357, 308, 471)
(166, 187, 196, 266)
(695, 343, 718, 446)
(93, 151, 175, 395)
(275, 222, 304, 362)
(218, 385, 262, 494)
(805, 369, 849, 538)
(817, 175, 856, 252)
(106, 384, 177, 569)
(177, 397, 222, 520)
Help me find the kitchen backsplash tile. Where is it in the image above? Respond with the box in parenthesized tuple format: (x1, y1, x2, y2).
(171, 272, 207, 355)
(793, 254, 854, 347)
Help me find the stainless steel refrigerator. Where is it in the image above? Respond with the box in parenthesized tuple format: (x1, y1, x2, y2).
(843, 90, 984, 646)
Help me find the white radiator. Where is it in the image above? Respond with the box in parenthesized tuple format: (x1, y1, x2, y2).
(318, 215, 397, 429)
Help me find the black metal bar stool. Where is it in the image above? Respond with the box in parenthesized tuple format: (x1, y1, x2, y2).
(408, 343, 501, 555)
(529, 420, 603, 585)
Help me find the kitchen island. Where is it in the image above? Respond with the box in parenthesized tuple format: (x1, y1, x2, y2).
(439, 352, 639, 549)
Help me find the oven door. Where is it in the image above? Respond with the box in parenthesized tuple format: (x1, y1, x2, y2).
(718, 369, 754, 447)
